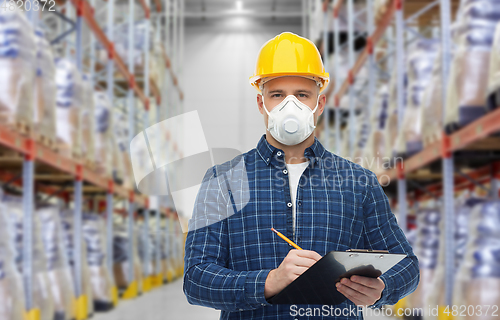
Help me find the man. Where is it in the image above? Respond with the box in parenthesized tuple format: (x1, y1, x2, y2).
(183, 32, 419, 319)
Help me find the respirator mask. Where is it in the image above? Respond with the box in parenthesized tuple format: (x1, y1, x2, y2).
(262, 94, 320, 146)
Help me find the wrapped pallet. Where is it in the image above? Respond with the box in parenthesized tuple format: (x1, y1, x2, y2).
(0, 197, 25, 320)
(383, 67, 408, 160)
(38, 206, 76, 320)
(425, 195, 486, 319)
(150, 42, 165, 91)
(453, 200, 500, 320)
(112, 218, 130, 290)
(0, 9, 36, 132)
(487, 21, 500, 110)
(395, 39, 438, 157)
(445, 0, 500, 132)
(59, 209, 95, 317)
(420, 50, 444, 147)
(158, 218, 168, 283)
(363, 84, 389, 173)
(406, 204, 440, 316)
(94, 91, 113, 177)
(353, 112, 370, 164)
(33, 28, 56, 147)
(81, 74, 96, 167)
(82, 213, 114, 312)
(55, 58, 83, 159)
(112, 216, 143, 293)
(3, 195, 55, 320)
(111, 112, 124, 185)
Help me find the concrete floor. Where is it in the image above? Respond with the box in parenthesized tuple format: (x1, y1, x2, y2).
(92, 278, 396, 320)
(93, 278, 220, 320)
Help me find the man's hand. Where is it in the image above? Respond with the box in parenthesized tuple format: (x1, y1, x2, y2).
(264, 249, 322, 299)
(336, 275, 385, 306)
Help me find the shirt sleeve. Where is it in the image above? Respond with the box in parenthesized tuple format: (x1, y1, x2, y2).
(361, 172, 420, 309)
(182, 166, 274, 312)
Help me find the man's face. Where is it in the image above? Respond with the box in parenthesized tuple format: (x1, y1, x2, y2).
(257, 76, 325, 130)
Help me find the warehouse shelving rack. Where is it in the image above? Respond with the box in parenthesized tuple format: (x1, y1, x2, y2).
(317, 0, 500, 312)
(0, 0, 186, 319)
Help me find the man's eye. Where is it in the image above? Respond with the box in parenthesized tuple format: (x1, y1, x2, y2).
(297, 94, 307, 98)
(271, 94, 282, 98)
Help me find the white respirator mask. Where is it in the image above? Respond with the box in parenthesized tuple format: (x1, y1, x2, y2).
(263, 94, 320, 146)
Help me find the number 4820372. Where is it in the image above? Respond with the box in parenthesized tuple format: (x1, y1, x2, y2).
(1, 0, 55, 12)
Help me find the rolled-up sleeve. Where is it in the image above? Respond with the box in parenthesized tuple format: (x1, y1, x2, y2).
(362, 173, 420, 309)
(183, 166, 273, 312)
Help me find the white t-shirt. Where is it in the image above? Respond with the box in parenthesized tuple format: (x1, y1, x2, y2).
(285, 160, 310, 238)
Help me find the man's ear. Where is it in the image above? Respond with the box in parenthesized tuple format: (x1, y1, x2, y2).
(317, 93, 326, 117)
(257, 94, 264, 115)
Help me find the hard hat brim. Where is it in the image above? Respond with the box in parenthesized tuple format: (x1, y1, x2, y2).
(249, 72, 330, 94)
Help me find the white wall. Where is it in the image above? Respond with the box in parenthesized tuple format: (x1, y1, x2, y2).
(183, 18, 302, 155)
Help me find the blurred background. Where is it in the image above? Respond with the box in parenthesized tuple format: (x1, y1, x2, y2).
(0, 0, 499, 319)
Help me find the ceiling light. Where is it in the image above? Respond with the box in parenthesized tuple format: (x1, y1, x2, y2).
(235, 0, 243, 11)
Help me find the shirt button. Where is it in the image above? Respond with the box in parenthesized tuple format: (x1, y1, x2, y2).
(298, 201, 302, 206)
(239, 309, 243, 311)
(283, 169, 288, 174)
(277, 151, 282, 156)
(261, 303, 266, 306)
(266, 158, 269, 162)
(287, 202, 292, 207)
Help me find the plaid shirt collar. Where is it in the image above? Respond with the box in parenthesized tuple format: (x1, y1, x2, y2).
(255, 133, 327, 167)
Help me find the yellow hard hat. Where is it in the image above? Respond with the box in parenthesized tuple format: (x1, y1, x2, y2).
(249, 32, 330, 94)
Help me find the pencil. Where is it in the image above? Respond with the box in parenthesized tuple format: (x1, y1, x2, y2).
(271, 228, 303, 250)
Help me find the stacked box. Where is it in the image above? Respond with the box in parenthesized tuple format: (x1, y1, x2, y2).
(445, 0, 500, 131)
(55, 58, 83, 159)
(425, 195, 486, 319)
(3, 195, 55, 320)
(395, 39, 438, 157)
(33, 28, 56, 146)
(407, 204, 440, 316)
(112, 216, 143, 291)
(38, 206, 76, 320)
(362, 84, 389, 173)
(82, 213, 114, 312)
(453, 200, 500, 320)
(0, 196, 25, 320)
(94, 91, 113, 177)
(0, 9, 36, 131)
(487, 22, 500, 109)
(59, 209, 95, 317)
(81, 74, 96, 166)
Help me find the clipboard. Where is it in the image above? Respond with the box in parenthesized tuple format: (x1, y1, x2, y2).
(267, 249, 406, 305)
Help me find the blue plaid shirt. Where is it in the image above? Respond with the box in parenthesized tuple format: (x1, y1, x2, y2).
(183, 134, 419, 319)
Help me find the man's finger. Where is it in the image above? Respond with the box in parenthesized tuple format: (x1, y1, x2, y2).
(294, 249, 323, 261)
(292, 266, 309, 276)
(337, 283, 371, 305)
(350, 275, 382, 289)
(339, 278, 377, 296)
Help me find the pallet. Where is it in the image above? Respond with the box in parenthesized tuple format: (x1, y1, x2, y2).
(34, 133, 57, 151)
(0, 119, 32, 136)
(84, 158, 97, 171)
(422, 130, 441, 147)
(0, 148, 22, 158)
(56, 142, 82, 161)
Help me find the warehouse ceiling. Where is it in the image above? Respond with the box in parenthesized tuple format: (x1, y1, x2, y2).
(185, 0, 302, 13)
(184, 0, 303, 23)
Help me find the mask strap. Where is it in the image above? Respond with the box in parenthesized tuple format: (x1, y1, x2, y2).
(260, 94, 272, 116)
(311, 95, 321, 114)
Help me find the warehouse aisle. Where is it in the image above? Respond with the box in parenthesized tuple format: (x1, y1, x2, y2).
(92, 277, 395, 320)
(93, 278, 220, 320)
